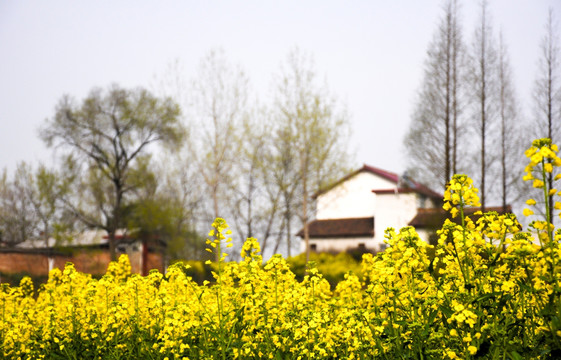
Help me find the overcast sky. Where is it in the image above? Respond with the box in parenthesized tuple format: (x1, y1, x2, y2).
(0, 0, 559, 177)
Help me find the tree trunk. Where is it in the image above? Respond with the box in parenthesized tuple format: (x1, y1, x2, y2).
(444, 8, 452, 189)
(303, 176, 309, 263)
(452, 0, 459, 177)
(109, 231, 117, 261)
(479, 6, 487, 212)
(547, 51, 554, 223)
(142, 238, 148, 276)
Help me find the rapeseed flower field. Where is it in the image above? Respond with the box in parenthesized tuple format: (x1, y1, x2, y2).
(2, 138, 561, 359)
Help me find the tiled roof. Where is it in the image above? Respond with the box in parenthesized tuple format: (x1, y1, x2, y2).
(372, 186, 442, 200)
(362, 165, 399, 183)
(15, 229, 165, 249)
(315, 164, 442, 199)
(314, 165, 396, 198)
(297, 217, 374, 239)
(409, 206, 513, 228)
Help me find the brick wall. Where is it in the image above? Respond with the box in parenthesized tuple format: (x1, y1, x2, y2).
(0, 252, 68, 276)
(0, 249, 164, 278)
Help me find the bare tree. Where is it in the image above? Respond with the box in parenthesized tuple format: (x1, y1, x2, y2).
(0, 165, 38, 247)
(404, 0, 467, 191)
(273, 48, 352, 261)
(162, 155, 207, 260)
(468, 0, 498, 211)
(497, 31, 525, 213)
(0, 162, 75, 249)
(187, 49, 248, 259)
(533, 8, 561, 222)
(228, 107, 283, 253)
(40, 85, 184, 260)
(265, 110, 301, 257)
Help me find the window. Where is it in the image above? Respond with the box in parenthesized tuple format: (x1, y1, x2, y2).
(358, 243, 366, 250)
(428, 233, 438, 246)
(418, 194, 427, 208)
(310, 244, 317, 252)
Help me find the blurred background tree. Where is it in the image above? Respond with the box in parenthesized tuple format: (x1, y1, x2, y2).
(532, 9, 561, 223)
(404, 0, 468, 191)
(272, 47, 352, 261)
(39, 85, 184, 260)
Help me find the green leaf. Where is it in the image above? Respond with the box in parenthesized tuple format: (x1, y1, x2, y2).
(439, 305, 454, 318)
(508, 350, 524, 360)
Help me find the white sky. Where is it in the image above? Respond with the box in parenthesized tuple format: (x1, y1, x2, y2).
(0, 0, 559, 176)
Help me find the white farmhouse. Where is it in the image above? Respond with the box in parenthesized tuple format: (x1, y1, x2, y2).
(298, 165, 443, 253)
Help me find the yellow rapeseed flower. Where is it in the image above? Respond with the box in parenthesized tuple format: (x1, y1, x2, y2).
(533, 179, 545, 188)
(523, 208, 534, 217)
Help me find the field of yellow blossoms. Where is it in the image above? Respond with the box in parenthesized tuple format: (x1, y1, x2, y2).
(2, 138, 561, 359)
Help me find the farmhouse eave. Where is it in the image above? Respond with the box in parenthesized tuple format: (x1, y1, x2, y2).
(313, 164, 400, 199)
(371, 183, 442, 200)
(297, 217, 374, 239)
(409, 205, 514, 229)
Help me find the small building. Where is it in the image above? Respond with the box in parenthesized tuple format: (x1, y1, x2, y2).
(0, 230, 165, 280)
(298, 165, 443, 253)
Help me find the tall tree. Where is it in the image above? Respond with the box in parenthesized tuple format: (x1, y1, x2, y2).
(40, 85, 183, 260)
(228, 107, 281, 252)
(188, 49, 248, 225)
(404, 0, 466, 191)
(273, 48, 352, 261)
(268, 118, 301, 257)
(496, 31, 524, 213)
(533, 8, 561, 222)
(164, 158, 207, 260)
(125, 157, 206, 267)
(0, 164, 38, 247)
(30, 164, 75, 247)
(235, 106, 301, 257)
(0, 163, 74, 249)
(468, 0, 498, 211)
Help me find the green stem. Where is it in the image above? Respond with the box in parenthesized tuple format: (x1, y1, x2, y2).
(540, 159, 558, 291)
(1, 297, 4, 351)
(460, 199, 471, 289)
(541, 159, 553, 243)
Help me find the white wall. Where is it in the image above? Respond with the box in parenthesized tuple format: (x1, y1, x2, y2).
(303, 236, 384, 253)
(306, 227, 433, 255)
(373, 192, 419, 242)
(316, 171, 395, 220)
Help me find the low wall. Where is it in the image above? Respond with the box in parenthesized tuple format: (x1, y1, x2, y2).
(0, 248, 164, 278)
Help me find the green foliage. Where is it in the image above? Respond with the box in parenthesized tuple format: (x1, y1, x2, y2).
(0, 272, 48, 289)
(287, 251, 362, 287)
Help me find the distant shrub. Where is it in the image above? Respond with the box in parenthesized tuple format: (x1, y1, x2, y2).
(287, 251, 362, 287)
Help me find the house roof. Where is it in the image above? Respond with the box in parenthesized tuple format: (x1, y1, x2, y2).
(315, 164, 442, 200)
(371, 186, 442, 200)
(0, 247, 66, 256)
(15, 229, 165, 250)
(297, 217, 374, 239)
(16, 229, 130, 249)
(409, 205, 513, 229)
